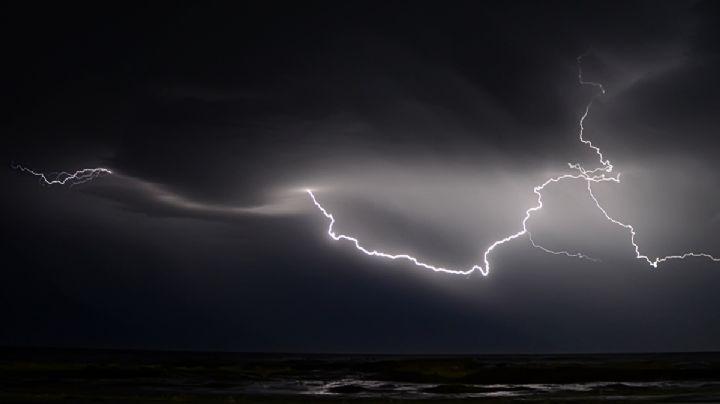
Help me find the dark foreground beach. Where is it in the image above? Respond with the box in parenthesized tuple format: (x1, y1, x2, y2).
(2, 348, 720, 403)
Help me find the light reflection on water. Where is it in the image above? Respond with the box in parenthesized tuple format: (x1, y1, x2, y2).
(234, 378, 720, 399)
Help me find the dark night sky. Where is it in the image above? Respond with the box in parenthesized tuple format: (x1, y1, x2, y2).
(3, 1, 720, 353)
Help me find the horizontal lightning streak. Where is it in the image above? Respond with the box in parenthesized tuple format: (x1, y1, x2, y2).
(11, 163, 112, 186)
(528, 233, 600, 263)
(307, 189, 475, 275)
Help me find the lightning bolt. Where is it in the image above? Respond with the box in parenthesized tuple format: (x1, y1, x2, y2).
(307, 189, 475, 275)
(307, 55, 719, 275)
(586, 181, 720, 267)
(11, 163, 112, 186)
(12, 55, 719, 274)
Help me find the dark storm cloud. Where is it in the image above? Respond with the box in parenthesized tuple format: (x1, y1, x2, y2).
(3, 1, 720, 353)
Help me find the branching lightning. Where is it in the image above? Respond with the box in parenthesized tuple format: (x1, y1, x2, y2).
(307, 55, 720, 275)
(11, 163, 112, 186)
(11, 55, 719, 275)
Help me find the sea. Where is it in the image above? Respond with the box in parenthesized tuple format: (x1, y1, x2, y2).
(2, 348, 720, 402)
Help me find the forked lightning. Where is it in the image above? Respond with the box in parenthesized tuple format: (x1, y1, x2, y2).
(12, 56, 719, 274)
(307, 55, 719, 275)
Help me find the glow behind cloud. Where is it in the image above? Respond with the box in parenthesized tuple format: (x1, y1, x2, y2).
(305, 56, 720, 276)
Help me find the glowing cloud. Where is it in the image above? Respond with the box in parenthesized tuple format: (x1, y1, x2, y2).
(306, 55, 719, 275)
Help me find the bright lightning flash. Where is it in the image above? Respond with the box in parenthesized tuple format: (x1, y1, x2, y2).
(11, 56, 719, 275)
(307, 55, 720, 275)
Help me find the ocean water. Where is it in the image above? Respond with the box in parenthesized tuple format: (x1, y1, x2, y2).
(237, 378, 720, 400)
(2, 349, 720, 402)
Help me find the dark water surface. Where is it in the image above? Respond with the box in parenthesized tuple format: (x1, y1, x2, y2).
(2, 348, 720, 402)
